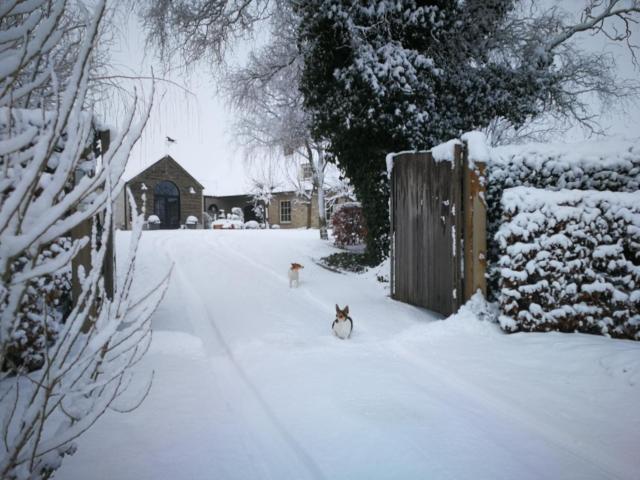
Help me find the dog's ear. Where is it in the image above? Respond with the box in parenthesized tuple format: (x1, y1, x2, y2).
(335, 304, 340, 314)
(344, 305, 349, 315)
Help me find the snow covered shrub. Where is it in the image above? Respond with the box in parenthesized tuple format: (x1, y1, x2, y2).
(231, 207, 244, 221)
(331, 202, 367, 248)
(486, 139, 640, 296)
(319, 252, 369, 273)
(3, 239, 72, 373)
(496, 187, 640, 339)
(186, 215, 198, 229)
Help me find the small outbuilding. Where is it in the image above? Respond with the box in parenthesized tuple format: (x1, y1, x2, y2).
(115, 155, 204, 229)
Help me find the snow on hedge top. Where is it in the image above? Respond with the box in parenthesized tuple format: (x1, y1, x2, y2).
(387, 134, 640, 182)
(333, 201, 362, 212)
(500, 186, 640, 223)
(490, 137, 640, 178)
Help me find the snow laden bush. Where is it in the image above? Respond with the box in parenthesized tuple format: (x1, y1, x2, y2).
(0, 2, 166, 478)
(331, 202, 367, 248)
(295, 0, 640, 263)
(3, 238, 72, 373)
(486, 139, 640, 296)
(496, 187, 640, 339)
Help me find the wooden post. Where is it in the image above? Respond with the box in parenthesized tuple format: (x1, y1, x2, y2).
(389, 156, 395, 299)
(462, 141, 487, 301)
(452, 144, 464, 312)
(71, 129, 114, 330)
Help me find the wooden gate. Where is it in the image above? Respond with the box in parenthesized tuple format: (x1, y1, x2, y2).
(390, 145, 465, 316)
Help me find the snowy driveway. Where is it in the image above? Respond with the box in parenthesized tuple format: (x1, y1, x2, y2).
(60, 230, 640, 480)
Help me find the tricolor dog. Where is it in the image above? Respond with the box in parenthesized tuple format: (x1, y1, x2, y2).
(332, 305, 353, 339)
(288, 263, 304, 288)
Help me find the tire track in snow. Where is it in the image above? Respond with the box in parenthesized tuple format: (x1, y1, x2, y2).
(153, 232, 627, 479)
(159, 234, 327, 480)
(210, 234, 352, 317)
(390, 343, 629, 480)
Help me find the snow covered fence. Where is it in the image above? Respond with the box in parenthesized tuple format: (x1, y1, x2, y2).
(496, 187, 640, 339)
(486, 139, 640, 295)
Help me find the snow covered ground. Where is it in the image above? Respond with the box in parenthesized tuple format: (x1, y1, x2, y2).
(58, 230, 640, 480)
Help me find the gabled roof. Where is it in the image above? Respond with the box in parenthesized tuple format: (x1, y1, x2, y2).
(126, 155, 204, 190)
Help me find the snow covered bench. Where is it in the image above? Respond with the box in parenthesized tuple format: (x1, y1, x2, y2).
(496, 187, 640, 339)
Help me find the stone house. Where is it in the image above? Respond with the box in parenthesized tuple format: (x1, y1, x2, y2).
(115, 155, 204, 229)
(204, 190, 341, 229)
(202, 161, 352, 228)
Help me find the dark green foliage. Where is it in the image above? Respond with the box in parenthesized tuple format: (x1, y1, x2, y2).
(296, 0, 563, 261)
(319, 252, 372, 273)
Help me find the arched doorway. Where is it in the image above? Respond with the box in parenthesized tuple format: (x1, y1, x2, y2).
(154, 181, 180, 229)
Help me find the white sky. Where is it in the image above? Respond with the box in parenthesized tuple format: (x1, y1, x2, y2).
(108, 2, 640, 197)
(107, 9, 255, 196)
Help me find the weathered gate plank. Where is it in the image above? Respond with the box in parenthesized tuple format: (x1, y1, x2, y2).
(391, 147, 463, 316)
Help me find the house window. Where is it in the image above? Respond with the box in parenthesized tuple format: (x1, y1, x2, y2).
(280, 200, 292, 223)
(301, 163, 313, 180)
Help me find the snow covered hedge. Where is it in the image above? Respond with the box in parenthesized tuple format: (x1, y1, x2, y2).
(496, 187, 640, 339)
(486, 139, 640, 295)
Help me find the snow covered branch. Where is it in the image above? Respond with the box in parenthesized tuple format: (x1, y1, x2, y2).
(545, 0, 640, 63)
(0, 2, 166, 478)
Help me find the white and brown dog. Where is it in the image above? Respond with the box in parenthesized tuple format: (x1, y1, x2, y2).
(288, 262, 304, 288)
(332, 305, 353, 339)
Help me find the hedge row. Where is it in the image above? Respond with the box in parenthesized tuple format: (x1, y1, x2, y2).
(496, 187, 640, 339)
(486, 139, 640, 295)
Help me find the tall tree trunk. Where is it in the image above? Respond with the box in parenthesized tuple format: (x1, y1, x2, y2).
(318, 185, 328, 240)
(316, 147, 328, 240)
(305, 141, 329, 239)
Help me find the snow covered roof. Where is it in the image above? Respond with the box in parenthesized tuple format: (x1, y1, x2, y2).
(125, 155, 204, 189)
